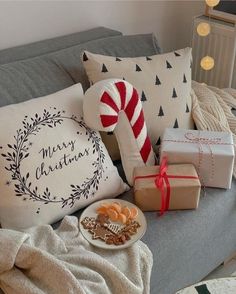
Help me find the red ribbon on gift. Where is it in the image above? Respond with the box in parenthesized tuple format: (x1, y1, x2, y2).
(163, 131, 234, 185)
(134, 157, 199, 216)
(155, 156, 170, 216)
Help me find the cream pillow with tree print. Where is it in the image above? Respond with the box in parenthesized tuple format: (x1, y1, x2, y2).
(82, 48, 194, 159)
(0, 83, 128, 229)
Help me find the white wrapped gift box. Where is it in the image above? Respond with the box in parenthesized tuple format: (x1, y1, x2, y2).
(160, 128, 235, 189)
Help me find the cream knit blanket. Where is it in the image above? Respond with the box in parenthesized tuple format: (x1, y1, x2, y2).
(191, 81, 236, 177)
(0, 216, 153, 294)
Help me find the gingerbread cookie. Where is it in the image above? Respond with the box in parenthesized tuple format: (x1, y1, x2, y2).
(104, 223, 124, 235)
(89, 224, 111, 241)
(121, 220, 141, 235)
(81, 217, 96, 230)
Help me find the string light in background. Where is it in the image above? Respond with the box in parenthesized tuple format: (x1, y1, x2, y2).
(205, 0, 220, 7)
(197, 22, 211, 36)
(197, 0, 220, 70)
(200, 56, 215, 71)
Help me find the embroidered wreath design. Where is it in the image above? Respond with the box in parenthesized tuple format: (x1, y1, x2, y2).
(1, 109, 105, 208)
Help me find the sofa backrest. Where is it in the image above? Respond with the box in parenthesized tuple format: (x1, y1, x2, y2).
(0, 27, 121, 65)
(0, 27, 160, 107)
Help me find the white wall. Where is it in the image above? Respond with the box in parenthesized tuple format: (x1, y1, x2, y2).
(0, 1, 205, 52)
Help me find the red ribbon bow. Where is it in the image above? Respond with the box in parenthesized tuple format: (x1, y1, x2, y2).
(155, 156, 170, 216)
(133, 157, 199, 216)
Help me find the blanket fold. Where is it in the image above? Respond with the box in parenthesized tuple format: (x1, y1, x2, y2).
(191, 81, 236, 177)
(0, 216, 153, 294)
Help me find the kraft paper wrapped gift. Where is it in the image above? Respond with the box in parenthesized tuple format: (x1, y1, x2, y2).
(133, 163, 201, 212)
(160, 128, 235, 189)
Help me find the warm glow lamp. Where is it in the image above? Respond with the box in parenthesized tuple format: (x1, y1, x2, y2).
(205, 0, 220, 7)
(197, 22, 211, 36)
(200, 56, 214, 70)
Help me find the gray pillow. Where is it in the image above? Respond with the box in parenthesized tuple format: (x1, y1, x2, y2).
(0, 33, 160, 107)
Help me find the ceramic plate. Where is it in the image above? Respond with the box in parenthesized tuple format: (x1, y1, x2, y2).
(79, 199, 147, 250)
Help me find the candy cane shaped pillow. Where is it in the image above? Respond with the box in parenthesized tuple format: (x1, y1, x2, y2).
(83, 79, 155, 186)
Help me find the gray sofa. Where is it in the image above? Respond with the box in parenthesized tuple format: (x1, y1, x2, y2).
(0, 27, 236, 294)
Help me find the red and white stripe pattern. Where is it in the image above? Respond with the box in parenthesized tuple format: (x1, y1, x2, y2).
(99, 80, 152, 164)
(83, 79, 155, 185)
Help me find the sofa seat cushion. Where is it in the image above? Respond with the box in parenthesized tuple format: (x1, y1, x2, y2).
(65, 176, 236, 294)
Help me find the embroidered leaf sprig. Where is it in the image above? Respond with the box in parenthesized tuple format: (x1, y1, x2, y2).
(1, 109, 105, 208)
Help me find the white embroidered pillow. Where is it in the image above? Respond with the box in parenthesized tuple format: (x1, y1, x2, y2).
(0, 84, 128, 229)
(82, 48, 194, 158)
